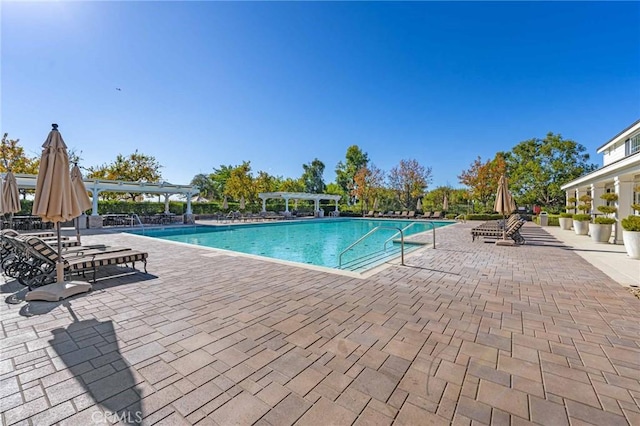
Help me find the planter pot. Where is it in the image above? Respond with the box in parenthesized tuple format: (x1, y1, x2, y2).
(559, 218, 573, 230)
(589, 223, 612, 243)
(622, 230, 640, 259)
(573, 220, 589, 235)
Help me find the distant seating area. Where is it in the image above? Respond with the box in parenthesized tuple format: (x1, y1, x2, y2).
(2, 215, 54, 231)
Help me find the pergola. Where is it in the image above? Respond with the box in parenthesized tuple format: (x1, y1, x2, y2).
(258, 191, 341, 213)
(7, 173, 195, 216)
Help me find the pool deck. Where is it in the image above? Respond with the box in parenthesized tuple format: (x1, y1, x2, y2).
(1, 221, 638, 425)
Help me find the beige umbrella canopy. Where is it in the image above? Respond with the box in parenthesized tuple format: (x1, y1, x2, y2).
(222, 196, 228, 210)
(2, 171, 21, 215)
(239, 196, 245, 211)
(494, 175, 513, 241)
(442, 194, 448, 212)
(71, 164, 92, 244)
(415, 197, 421, 212)
(32, 124, 81, 283)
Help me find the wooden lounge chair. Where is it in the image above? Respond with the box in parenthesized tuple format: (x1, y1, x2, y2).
(431, 211, 442, 219)
(406, 211, 416, 219)
(364, 210, 375, 218)
(420, 211, 432, 219)
(24, 236, 148, 286)
(471, 219, 525, 244)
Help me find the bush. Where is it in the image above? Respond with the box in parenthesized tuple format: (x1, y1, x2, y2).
(533, 214, 560, 226)
(559, 213, 573, 218)
(600, 193, 618, 202)
(466, 214, 505, 221)
(573, 214, 591, 221)
(597, 205, 616, 215)
(621, 215, 640, 231)
(594, 217, 616, 225)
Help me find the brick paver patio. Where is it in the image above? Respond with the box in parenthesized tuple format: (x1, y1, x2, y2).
(1, 222, 638, 425)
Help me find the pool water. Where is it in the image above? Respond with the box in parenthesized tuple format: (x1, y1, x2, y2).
(130, 218, 451, 271)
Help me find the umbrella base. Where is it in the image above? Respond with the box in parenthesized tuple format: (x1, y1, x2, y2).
(495, 239, 515, 246)
(25, 281, 92, 302)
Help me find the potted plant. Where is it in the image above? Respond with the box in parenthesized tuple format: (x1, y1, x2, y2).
(559, 213, 573, 230)
(589, 193, 617, 243)
(621, 187, 640, 259)
(572, 195, 592, 235)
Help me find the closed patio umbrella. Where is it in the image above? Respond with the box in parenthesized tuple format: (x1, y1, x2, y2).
(2, 171, 21, 215)
(71, 164, 92, 244)
(442, 194, 448, 212)
(32, 124, 82, 283)
(222, 196, 228, 210)
(239, 196, 245, 211)
(494, 175, 513, 242)
(415, 197, 421, 212)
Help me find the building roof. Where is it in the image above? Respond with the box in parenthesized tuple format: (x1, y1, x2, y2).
(596, 118, 640, 153)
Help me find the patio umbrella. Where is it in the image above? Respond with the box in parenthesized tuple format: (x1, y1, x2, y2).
(442, 194, 448, 211)
(415, 197, 421, 212)
(222, 196, 228, 210)
(70, 164, 92, 245)
(493, 175, 512, 241)
(239, 196, 245, 211)
(373, 198, 379, 211)
(32, 124, 82, 283)
(2, 171, 21, 215)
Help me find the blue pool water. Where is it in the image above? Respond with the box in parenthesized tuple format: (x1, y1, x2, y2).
(130, 218, 451, 271)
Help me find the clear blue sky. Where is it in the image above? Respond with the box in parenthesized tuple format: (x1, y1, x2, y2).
(2, 1, 639, 190)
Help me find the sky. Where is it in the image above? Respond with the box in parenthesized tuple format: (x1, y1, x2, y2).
(2, 1, 639, 191)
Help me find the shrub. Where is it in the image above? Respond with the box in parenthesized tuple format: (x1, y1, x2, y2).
(533, 214, 560, 226)
(594, 217, 615, 225)
(466, 214, 505, 221)
(567, 197, 577, 203)
(597, 205, 617, 215)
(573, 214, 591, 221)
(632, 203, 640, 212)
(621, 215, 640, 231)
(559, 213, 573, 218)
(600, 193, 618, 202)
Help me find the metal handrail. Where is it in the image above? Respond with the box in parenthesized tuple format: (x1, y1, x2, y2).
(131, 213, 144, 235)
(383, 221, 437, 249)
(339, 225, 404, 268)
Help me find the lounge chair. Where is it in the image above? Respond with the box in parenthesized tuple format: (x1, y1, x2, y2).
(406, 211, 416, 219)
(23, 236, 148, 287)
(471, 219, 525, 244)
(420, 212, 432, 219)
(364, 210, 375, 218)
(431, 211, 442, 219)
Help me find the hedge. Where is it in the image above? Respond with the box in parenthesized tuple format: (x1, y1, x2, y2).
(533, 214, 560, 226)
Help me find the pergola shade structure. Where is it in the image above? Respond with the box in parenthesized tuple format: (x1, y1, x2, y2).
(7, 173, 195, 216)
(258, 192, 341, 213)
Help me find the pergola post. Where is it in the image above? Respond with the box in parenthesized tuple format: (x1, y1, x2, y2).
(164, 193, 170, 214)
(284, 197, 290, 212)
(261, 197, 267, 212)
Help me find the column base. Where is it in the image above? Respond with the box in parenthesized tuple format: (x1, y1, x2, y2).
(88, 215, 103, 229)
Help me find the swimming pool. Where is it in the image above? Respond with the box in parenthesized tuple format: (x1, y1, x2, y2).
(130, 218, 451, 272)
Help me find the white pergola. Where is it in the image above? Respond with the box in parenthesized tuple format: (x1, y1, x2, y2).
(8, 173, 195, 216)
(258, 191, 341, 213)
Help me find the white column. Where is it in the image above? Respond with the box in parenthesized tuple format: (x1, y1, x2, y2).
(615, 176, 634, 244)
(591, 183, 605, 216)
(284, 197, 289, 212)
(261, 197, 266, 212)
(164, 193, 170, 214)
(335, 199, 339, 211)
(186, 193, 192, 214)
(91, 189, 100, 216)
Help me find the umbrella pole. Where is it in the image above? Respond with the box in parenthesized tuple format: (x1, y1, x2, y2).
(75, 217, 81, 245)
(56, 222, 64, 283)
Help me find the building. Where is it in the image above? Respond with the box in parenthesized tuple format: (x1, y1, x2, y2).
(561, 119, 640, 244)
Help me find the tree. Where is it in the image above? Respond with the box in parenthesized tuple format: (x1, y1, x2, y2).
(254, 171, 277, 194)
(279, 177, 305, 193)
(335, 145, 369, 203)
(86, 150, 162, 200)
(209, 165, 233, 201)
(352, 164, 385, 214)
(190, 173, 215, 199)
(0, 133, 40, 174)
(301, 158, 326, 193)
(505, 133, 597, 209)
(458, 154, 506, 210)
(388, 159, 432, 209)
(225, 161, 255, 204)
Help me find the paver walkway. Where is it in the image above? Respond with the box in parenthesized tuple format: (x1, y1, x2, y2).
(1, 222, 638, 425)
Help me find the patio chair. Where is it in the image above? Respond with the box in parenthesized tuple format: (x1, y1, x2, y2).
(431, 211, 442, 219)
(406, 211, 416, 219)
(419, 211, 432, 219)
(23, 236, 148, 287)
(471, 219, 525, 244)
(364, 211, 375, 217)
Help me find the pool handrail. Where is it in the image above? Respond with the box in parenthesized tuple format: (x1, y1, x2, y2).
(131, 213, 144, 235)
(383, 221, 436, 250)
(339, 225, 404, 268)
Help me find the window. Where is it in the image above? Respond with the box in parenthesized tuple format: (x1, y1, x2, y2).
(627, 133, 640, 156)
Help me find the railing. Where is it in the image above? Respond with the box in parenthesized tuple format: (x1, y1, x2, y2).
(131, 214, 144, 235)
(383, 221, 437, 250)
(339, 226, 404, 268)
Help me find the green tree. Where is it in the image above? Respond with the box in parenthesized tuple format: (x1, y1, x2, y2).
(254, 170, 278, 194)
(388, 159, 432, 209)
(335, 145, 369, 203)
(190, 173, 215, 199)
(86, 150, 162, 200)
(0, 133, 40, 174)
(279, 177, 305, 193)
(505, 133, 597, 209)
(301, 158, 326, 193)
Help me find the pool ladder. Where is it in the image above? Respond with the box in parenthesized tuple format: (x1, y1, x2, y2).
(131, 213, 144, 235)
(339, 225, 405, 268)
(383, 221, 437, 250)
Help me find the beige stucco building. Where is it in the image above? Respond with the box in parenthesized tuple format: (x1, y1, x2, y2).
(561, 119, 640, 244)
